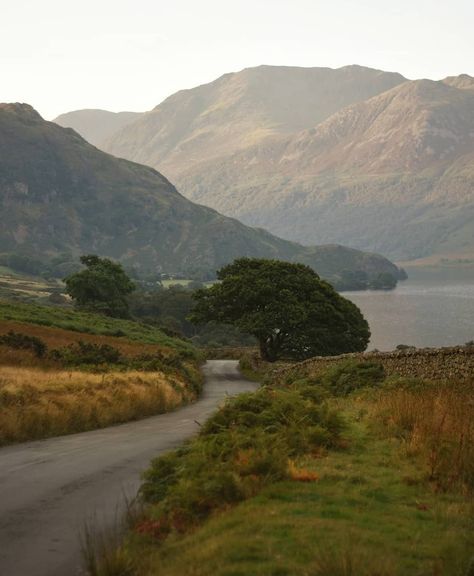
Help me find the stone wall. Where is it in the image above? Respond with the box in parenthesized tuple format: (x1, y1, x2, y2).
(275, 346, 474, 382)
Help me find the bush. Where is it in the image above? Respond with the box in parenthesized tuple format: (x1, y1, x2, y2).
(50, 341, 122, 366)
(0, 330, 47, 357)
(320, 361, 386, 396)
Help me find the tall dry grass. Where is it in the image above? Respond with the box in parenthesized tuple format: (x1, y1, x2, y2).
(373, 379, 474, 492)
(0, 366, 192, 445)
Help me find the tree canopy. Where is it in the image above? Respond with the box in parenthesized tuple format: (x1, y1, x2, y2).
(191, 258, 370, 361)
(64, 255, 135, 318)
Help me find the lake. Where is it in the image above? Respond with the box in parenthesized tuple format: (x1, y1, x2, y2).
(344, 266, 474, 351)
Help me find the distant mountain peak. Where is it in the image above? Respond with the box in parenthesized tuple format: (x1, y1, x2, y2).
(442, 74, 474, 90)
(53, 109, 143, 147)
(104, 63, 406, 173)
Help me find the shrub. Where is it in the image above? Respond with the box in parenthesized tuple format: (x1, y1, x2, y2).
(321, 361, 385, 396)
(0, 330, 47, 357)
(50, 341, 122, 366)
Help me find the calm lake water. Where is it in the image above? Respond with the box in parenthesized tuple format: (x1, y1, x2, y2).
(344, 267, 474, 351)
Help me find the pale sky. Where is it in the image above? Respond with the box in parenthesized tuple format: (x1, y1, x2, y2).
(1, 0, 473, 119)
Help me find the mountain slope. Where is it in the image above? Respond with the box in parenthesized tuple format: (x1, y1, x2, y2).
(54, 109, 143, 147)
(103, 65, 406, 174)
(102, 69, 474, 260)
(0, 103, 402, 283)
(186, 78, 474, 260)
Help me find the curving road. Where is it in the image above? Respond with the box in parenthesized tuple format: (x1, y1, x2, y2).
(0, 360, 258, 576)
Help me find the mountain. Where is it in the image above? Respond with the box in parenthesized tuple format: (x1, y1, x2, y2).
(102, 68, 474, 261)
(103, 64, 406, 174)
(0, 103, 402, 284)
(442, 74, 474, 90)
(54, 109, 143, 147)
(178, 78, 474, 260)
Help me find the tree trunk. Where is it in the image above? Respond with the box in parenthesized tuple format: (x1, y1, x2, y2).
(259, 337, 278, 362)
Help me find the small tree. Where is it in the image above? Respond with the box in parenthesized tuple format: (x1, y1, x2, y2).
(64, 255, 135, 318)
(190, 258, 370, 361)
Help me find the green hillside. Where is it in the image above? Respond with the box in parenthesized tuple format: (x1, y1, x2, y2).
(0, 103, 403, 284)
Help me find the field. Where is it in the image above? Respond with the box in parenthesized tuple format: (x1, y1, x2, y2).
(92, 362, 474, 576)
(0, 269, 63, 304)
(160, 279, 216, 288)
(0, 300, 203, 444)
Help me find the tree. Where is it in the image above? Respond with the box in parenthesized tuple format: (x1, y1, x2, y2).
(64, 255, 135, 318)
(190, 258, 370, 362)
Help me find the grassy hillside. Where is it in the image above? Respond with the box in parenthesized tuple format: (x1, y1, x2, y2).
(0, 103, 403, 282)
(0, 300, 195, 350)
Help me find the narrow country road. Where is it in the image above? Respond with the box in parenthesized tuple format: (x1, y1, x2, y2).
(0, 360, 258, 576)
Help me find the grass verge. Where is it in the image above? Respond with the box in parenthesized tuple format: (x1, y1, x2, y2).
(89, 362, 474, 576)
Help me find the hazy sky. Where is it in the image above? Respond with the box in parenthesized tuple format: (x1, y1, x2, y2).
(1, 0, 473, 119)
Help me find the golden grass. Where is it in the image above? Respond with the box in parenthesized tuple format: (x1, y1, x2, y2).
(372, 380, 474, 492)
(0, 366, 192, 444)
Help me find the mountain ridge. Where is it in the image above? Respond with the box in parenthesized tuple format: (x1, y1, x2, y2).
(92, 67, 474, 261)
(54, 109, 143, 148)
(103, 64, 407, 173)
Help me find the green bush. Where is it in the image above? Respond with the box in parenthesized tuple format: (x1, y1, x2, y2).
(320, 361, 386, 396)
(0, 330, 47, 357)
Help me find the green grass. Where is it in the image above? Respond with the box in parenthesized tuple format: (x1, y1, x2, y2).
(138, 411, 473, 576)
(0, 299, 195, 353)
(0, 266, 19, 276)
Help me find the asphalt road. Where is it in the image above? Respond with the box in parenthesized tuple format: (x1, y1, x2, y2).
(0, 360, 258, 576)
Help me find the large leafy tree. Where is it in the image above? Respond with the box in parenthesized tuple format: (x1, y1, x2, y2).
(64, 255, 135, 318)
(191, 258, 370, 361)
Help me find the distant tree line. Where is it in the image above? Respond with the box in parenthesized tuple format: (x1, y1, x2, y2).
(330, 269, 400, 291)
